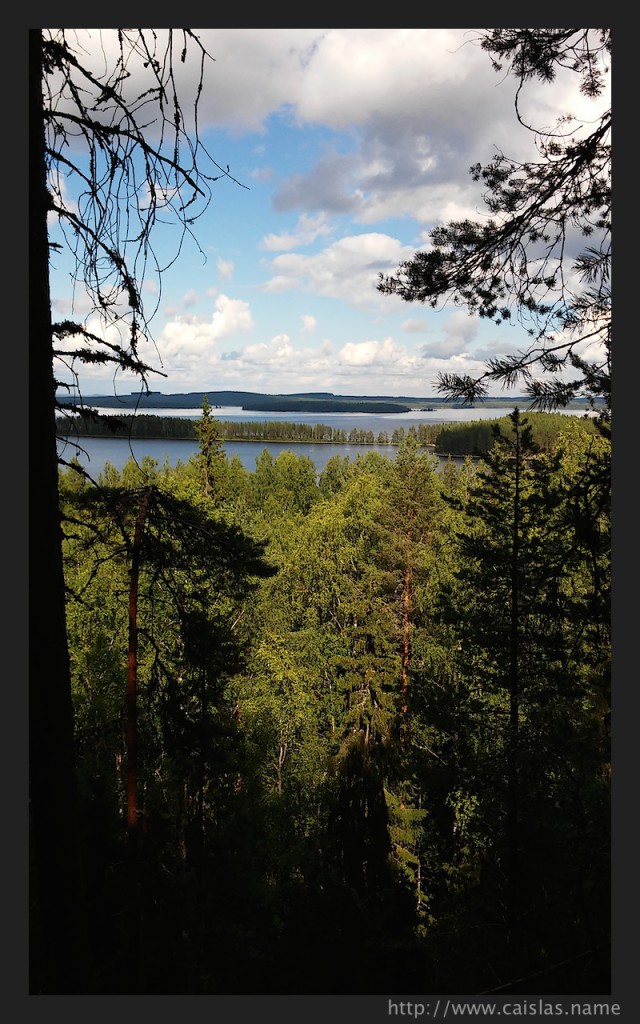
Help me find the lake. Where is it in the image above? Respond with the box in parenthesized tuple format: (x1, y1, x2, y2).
(57, 404, 590, 477)
(57, 435, 418, 476)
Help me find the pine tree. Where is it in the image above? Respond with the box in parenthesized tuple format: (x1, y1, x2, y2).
(378, 30, 611, 424)
(30, 28, 241, 991)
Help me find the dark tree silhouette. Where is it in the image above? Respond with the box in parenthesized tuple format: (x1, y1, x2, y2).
(29, 28, 241, 992)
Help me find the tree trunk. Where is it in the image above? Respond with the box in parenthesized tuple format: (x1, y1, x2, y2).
(507, 420, 521, 942)
(125, 485, 152, 992)
(402, 553, 411, 704)
(29, 28, 87, 993)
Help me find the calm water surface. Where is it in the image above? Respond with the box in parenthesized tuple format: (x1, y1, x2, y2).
(58, 435, 466, 476)
(58, 404, 588, 476)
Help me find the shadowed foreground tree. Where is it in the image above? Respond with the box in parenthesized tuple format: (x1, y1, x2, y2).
(424, 412, 611, 990)
(59, 468, 273, 992)
(378, 29, 611, 425)
(29, 28, 241, 992)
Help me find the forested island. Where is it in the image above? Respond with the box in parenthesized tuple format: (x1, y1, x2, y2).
(53, 408, 611, 993)
(65, 389, 413, 414)
(63, 388, 603, 415)
(57, 408, 598, 458)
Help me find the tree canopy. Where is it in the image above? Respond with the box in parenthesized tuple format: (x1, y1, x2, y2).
(377, 29, 611, 425)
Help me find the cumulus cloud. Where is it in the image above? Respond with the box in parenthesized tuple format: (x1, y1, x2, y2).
(262, 232, 416, 310)
(211, 334, 338, 393)
(250, 28, 607, 230)
(261, 212, 333, 252)
(52, 29, 609, 399)
(470, 337, 521, 361)
(273, 154, 368, 219)
(332, 335, 448, 392)
(339, 336, 403, 367)
(163, 29, 322, 133)
(158, 295, 255, 363)
(240, 334, 295, 365)
(47, 173, 78, 224)
(444, 310, 479, 345)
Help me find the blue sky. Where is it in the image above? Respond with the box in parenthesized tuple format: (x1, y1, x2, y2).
(47, 28, 610, 399)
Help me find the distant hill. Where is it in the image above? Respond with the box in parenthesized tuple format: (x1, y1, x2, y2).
(64, 390, 413, 414)
(63, 389, 602, 414)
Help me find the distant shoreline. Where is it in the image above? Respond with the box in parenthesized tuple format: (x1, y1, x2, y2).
(60, 389, 603, 416)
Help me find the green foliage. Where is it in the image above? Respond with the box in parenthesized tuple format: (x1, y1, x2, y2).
(418, 410, 611, 979)
(194, 395, 226, 499)
(56, 411, 610, 993)
(436, 410, 596, 457)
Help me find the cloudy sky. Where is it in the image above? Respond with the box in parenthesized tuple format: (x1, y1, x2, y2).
(48, 28, 610, 399)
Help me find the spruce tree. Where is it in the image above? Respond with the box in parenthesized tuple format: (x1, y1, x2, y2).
(194, 396, 226, 499)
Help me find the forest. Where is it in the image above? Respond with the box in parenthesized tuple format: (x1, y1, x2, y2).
(45, 407, 611, 994)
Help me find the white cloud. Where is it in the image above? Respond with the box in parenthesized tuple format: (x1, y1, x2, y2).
(261, 212, 333, 252)
(421, 337, 468, 360)
(339, 337, 403, 367)
(291, 30, 481, 130)
(240, 334, 295, 365)
(158, 294, 255, 362)
(47, 173, 78, 224)
(263, 233, 416, 310)
(140, 181, 180, 211)
(301, 315, 317, 333)
(257, 29, 607, 230)
(214, 334, 337, 390)
(181, 29, 322, 132)
(217, 258, 234, 280)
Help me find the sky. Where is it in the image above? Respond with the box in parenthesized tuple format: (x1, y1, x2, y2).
(47, 28, 610, 400)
